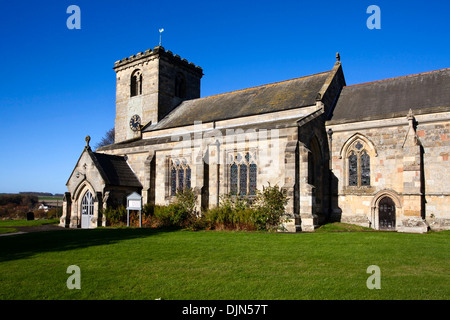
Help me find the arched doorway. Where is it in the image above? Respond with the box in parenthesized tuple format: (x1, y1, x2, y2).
(81, 190, 94, 229)
(379, 196, 396, 230)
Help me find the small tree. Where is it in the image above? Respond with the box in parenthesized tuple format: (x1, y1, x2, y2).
(95, 128, 115, 150)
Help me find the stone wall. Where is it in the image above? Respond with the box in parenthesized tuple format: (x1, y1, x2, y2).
(326, 110, 450, 232)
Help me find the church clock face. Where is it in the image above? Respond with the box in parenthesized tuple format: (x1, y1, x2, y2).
(129, 114, 141, 131)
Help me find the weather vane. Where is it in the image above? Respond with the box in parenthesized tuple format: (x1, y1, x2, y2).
(159, 28, 164, 46)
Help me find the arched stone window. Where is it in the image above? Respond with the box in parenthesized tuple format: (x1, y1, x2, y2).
(175, 72, 186, 98)
(346, 139, 372, 187)
(170, 158, 191, 196)
(130, 69, 143, 97)
(229, 151, 257, 196)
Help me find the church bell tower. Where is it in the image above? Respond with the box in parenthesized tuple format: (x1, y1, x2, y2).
(113, 46, 203, 143)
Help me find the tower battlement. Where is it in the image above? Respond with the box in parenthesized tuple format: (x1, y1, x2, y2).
(113, 46, 203, 76)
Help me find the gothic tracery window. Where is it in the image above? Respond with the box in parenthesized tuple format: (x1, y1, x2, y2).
(131, 69, 143, 97)
(229, 151, 257, 196)
(170, 158, 191, 196)
(347, 140, 371, 187)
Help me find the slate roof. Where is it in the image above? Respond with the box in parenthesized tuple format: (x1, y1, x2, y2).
(90, 151, 142, 188)
(329, 68, 450, 123)
(145, 70, 332, 131)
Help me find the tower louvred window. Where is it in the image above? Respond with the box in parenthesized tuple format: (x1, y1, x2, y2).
(131, 70, 142, 97)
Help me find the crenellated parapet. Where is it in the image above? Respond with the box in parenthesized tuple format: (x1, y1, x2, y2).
(113, 45, 203, 77)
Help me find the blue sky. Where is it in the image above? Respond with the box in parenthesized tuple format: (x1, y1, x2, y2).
(0, 0, 449, 194)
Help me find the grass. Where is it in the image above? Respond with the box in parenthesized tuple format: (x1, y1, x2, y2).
(0, 219, 59, 234)
(0, 227, 19, 234)
(38, 197, 63, 200)
(0, 226, 448, 300)
(315, 222, 375, 232)
(0, 219, 59, 227)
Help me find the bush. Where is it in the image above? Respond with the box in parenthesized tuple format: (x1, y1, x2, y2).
(203, 194, 256, 231)
(104, 185, 288, 232)
(0, 194, 39, 219)
(103, 205, 127, 226)
(129, 188, 198, 228)
(175, 188, 197, 217)
(47, 207, 62, 219)
(203, 184, 288, 231)
(153, 204, 178, 227)
(253, 184, 289, 231)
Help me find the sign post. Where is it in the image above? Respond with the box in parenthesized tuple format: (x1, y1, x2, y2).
(126, 192, 142, 227)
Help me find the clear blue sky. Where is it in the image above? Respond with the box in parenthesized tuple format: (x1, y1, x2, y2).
(0, 0, 449, 194)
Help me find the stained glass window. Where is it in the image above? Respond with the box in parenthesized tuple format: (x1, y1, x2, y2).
(239, 164, 247, 196)
(171, 166, 177, 196)
(361, 151, 370, 186)
(355, 141, 363, 150)
(229, 152, 257, 196)
(170, 159, 192, 196)
(249, 163, 257, 195)
(230, 163, 238, 195)
(178, 166, 184, 191)
(347, 140, 372, 187)
(186, 166, 191, 189)
(349, 152, 358, 186)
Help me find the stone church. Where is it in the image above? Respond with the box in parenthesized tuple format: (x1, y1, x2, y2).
(60, 45, 450, 233)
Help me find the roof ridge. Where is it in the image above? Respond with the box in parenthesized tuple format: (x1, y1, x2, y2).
(344, 67, 450, 88)
(192, 70, 332, 101)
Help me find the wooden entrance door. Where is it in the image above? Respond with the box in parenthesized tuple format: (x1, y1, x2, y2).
(379, 196, 396, 230)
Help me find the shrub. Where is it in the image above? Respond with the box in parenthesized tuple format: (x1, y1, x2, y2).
(203, 194, 257, 231)
(153, 204, 178, 227)
(103, 205, 127, 226)
(103, 185, 288, 232)
(175, 188, 197, 218)
(144, 189, 198, 228)
(142, 203, 155, 216)
(47, 207, 62, 219)
(252, 184, 289, 231)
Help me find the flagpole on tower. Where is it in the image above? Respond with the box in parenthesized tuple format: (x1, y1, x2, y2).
(159, 28, 164, 46)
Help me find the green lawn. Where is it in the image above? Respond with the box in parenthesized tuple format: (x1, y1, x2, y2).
(0, 227, 19, 234)
(0, 219, 59, 228)
(0, 219, 60, 234)
(0, 227, 448, 300)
